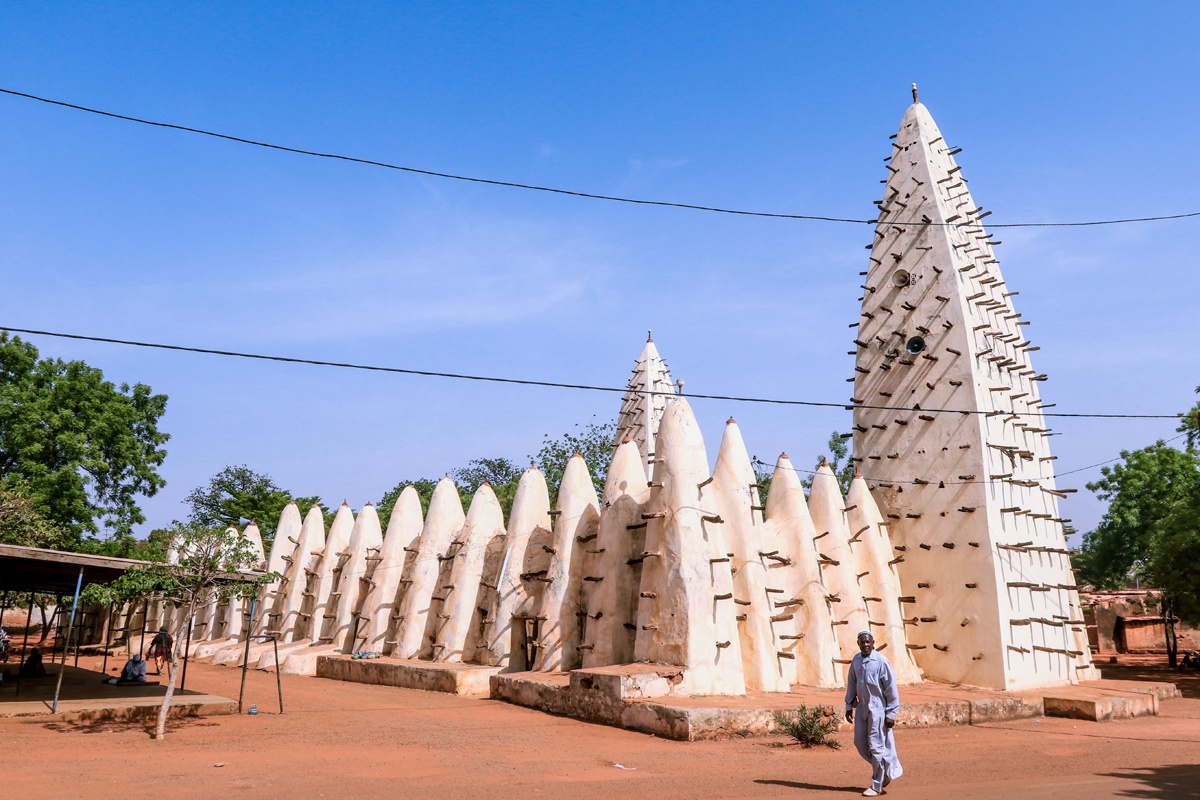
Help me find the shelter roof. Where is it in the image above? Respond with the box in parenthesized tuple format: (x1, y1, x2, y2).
(0, 544, 150, 595)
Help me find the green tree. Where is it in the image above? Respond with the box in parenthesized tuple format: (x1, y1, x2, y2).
(453, 457, 523, 517)
(0, 332, 169, 545)
(774, 431, 857, 497)
(377, 478, 440, 525)
(1075, 439, 1200, 666)
(532, 419, 615, 504)
(1150, 489, 1200, 631)
(185, 465, 322, 549)
(86, 524, 271, 739)
(1075, 442, 1200, 589)
(0, 480, 71, 549)
(376, 421, 617, 524)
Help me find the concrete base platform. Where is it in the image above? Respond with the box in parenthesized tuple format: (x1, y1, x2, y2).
(1041, 679, 1176, 722)
(317, 655, 500, 696)
(280, 644, 338, 676)
(191, 638, 237, 660)
(489, 664, 1177, 741)
(0, 665, 237, 724)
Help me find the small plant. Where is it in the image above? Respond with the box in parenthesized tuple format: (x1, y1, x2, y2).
(773, 706, 842, 749)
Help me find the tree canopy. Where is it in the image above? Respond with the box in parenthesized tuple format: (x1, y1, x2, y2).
(1074, 441, 1200, 591)
(185, 464, 322, 546)
(0, 333, 169, 545)
(376, 420, 615, 524)
(0, 480, 72, 550)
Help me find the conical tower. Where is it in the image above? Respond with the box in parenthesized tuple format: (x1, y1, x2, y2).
(851, 88, 1096, 690)
(613, 333, 676, 475)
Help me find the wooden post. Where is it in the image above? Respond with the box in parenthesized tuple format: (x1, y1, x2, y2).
(14, 592, 35, 697)
(238, 599, 257, 713)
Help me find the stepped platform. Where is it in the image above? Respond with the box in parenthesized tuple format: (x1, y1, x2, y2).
(489, 663, 1177, 741)
(0, 664, 237, 724)
(316, 654, 500, 696)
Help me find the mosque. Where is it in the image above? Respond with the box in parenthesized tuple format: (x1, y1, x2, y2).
(109, 90, 1096, 696)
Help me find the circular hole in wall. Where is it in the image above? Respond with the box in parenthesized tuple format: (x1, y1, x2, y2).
(905, 336, 926, 354)
(891, 269, 911, 287)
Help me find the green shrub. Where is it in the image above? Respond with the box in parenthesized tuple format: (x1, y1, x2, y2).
(772, 706, 841, 749)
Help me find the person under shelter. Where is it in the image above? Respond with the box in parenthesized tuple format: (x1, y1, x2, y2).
(844, 631, 903, 796)
(19, 647, 47, 678)
(118, 653, 147, 683)
(148, 627, 173, 674)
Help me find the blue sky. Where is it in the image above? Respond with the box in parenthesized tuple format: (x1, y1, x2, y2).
(2, 3, 1197, 540)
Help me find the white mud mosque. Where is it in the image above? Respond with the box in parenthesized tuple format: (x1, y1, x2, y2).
(94, 91, 1096, 698)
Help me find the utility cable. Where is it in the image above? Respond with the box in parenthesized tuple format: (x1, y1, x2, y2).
(4, 87, 1199, 229)
(1, 324, 1182, 420)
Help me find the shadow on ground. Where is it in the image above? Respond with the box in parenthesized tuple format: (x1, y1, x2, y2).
(1099, 764, 1200, 798)
(40, 716, 220, 737)
(754, 779, 861, 793)
(1100, 655, 1200, 700)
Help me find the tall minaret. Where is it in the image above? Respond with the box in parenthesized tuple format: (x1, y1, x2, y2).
(851, 87, 1097, 690)
(613, 333, 676, 475)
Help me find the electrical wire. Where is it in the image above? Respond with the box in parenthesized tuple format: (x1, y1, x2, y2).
(1, 324, 1182, 420)
(4, 87, 1199, 230)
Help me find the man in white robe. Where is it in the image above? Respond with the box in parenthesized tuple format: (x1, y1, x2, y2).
(844, 631, 902, 796)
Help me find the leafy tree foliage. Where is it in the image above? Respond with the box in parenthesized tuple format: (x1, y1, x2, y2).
(1075, 442, 1200, 589)
(754, 431, 857, 505)
(0, 480, 71, 549)
(0, 332, 169, 544)
(453, 457, 523, 516)
(376, 421, 616, 524)
(818, 431, 858, 496)
(185, 465, 322, 547)
(1074, 434, 1200, 665)
(1151, 489, 1200, 629)
(87, 524, 272, 739)
(377, 478, 439, 525)
(532, 419, 615, 504)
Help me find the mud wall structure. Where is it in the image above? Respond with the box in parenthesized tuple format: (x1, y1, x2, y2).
(850, 94, 1096, 690)
(98, 96, 1095, 695)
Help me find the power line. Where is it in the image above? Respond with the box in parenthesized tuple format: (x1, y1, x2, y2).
(1, 324, 1181, 421)
(751, 431, 1190, 488)
(4, 87, 1200, 230)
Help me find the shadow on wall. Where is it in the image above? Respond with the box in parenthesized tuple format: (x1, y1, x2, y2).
(1098, 764, 1200, 799)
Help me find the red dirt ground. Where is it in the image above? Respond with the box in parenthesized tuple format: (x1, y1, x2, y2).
(5, 655, 1199, 800)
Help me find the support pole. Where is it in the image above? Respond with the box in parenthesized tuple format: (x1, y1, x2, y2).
(101, 602, 115, 675)
(237, 598, 257, 713)
(50, 594, 63, 664)
(139, 598, 149, 656)
(51, 567, 84, 714)
(14, 591, 35, 697)
(179, 617, 193, 692)
(273, 636, 283, 714)
(73, 609, 87, 668)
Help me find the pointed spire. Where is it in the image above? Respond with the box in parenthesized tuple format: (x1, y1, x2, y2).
(850, 98, 1095, 690)
(911, 82, 919, 104)
(613, 335, 675, 475)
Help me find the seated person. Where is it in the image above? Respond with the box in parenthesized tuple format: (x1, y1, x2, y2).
(116, 653, 148, 683)
(1182, 653, 1194, 671)
(19, 647, 47, 678)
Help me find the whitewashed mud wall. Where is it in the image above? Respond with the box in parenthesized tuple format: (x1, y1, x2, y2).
(188, 96, 1095, 695)
(851, 93, 1096, 690)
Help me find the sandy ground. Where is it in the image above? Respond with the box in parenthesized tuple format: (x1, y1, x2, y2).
(4, 655, 1199, 800)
